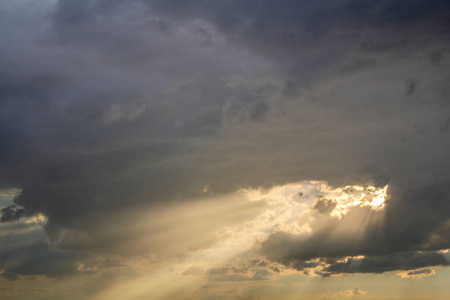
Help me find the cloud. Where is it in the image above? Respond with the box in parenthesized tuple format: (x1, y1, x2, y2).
(0, 209, 94, 280)
(0, 0, 450, 280)
(0, 243, 86, 280)
(404, 78, 419, 96)
(182, 266, 204, 277)
(261, 183, 450, 275)
(397, 267, 436, 278)
(0, 205, 24, 222)
(325, 252, 447, 275)
(48, 193, 267, 256)
(101, 103, 147, 126)
(206, 260, 279, 282)
(181, 258, 282, 283)
(312, 197, 337, 215)
(322, 287, 366, 299)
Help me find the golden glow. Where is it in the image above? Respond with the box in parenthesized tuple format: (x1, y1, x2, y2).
(4, 182, 442, 300)
(397, 268, 436, 278)
(25, 213, 48, 225)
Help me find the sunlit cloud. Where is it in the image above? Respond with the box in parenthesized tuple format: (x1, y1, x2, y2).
(397, 268, 436, 278)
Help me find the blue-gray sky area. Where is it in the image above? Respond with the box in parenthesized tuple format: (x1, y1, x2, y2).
(1, 1, 450, 299)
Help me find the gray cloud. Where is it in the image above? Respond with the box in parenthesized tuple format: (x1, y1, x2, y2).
(0, 209, 93, 280)
(398, 267, 435, 278)
(1, 0, 450, 278)
(0, 205, 24, 222)
(325, 252, 447, 275)
(312, 197, 337, 215)
(0, 243, 85, 280)
(404, 78, 419, 96)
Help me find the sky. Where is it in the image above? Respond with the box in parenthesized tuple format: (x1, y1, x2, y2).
(0, 0, 450, 299)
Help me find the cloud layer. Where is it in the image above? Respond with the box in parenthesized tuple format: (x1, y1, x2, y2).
(1, 0, 450, 281)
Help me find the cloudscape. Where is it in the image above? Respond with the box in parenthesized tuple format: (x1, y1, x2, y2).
(1, 1, 450, 299)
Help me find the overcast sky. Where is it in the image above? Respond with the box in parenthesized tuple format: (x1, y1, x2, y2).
(1, 1, 450, 299)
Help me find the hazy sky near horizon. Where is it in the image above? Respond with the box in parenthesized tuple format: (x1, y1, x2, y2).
(1, 1, 450, 299)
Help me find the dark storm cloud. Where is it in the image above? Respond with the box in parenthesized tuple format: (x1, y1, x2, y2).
(1, 0, 450, 277)
(48, 0, 450, 78)
(0, 205, 24, 222)
(138, 0, 450, 84)
(1, 0, 233, 227)
(0, 217, 124, 280)
(0, 212, 95, 280)
(325, 252, 448, 275)
(143, 0, 450, 40)
(0, 243, 85, 280)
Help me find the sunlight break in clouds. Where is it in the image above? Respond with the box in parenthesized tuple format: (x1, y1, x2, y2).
(0, 182, 389, 299)
(1, 0, 450, 299)
(69, 181, 389, 299)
